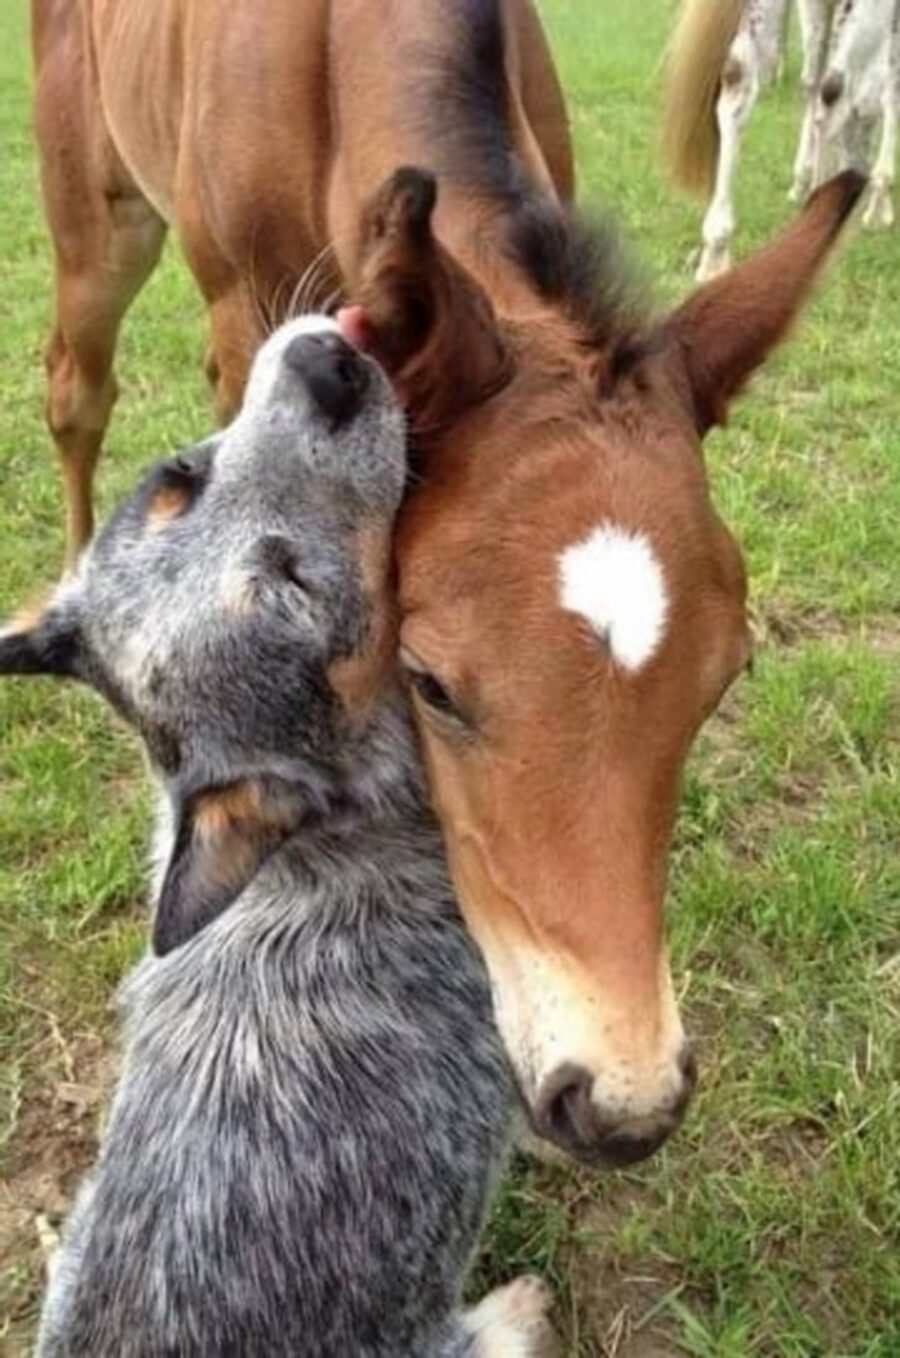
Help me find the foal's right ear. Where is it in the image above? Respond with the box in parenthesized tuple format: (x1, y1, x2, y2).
(0, 591, 83, 678)
(340, 166, 511, 431)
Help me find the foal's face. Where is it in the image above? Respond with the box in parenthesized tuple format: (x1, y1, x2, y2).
(1, 318, 405, 953)
(345, 167, 863, 1166)
(396, 352, 750, 1163)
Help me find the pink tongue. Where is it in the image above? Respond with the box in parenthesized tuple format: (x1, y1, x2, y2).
(337, 305, 373, 352)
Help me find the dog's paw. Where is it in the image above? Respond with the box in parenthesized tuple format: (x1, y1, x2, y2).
(465, 1275, 558, 1356)
(36, 1212, 62, 1283)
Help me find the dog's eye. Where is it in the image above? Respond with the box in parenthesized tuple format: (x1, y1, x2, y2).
(146, 450, 213, 529)
(146, 456, 209, 531)
(280, 560, 311, 595)
(255, 537, 305, 589)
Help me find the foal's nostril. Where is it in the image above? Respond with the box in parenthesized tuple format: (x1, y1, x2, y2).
(679, 1046, 698, 1089)
(534, 1056, 695, 1169)
(534, 1063, 602, 1150)
(670, 1046, 698, 1119)
(282, 331, 370, 426)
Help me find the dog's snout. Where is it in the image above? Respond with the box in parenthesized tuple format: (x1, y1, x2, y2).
(533, 1053, 696, 1169)
(283, 331, 369, 426)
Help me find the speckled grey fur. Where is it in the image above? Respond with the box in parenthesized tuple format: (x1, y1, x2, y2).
(39, 802, 513, 1357)
(5, 320, 520, 1356)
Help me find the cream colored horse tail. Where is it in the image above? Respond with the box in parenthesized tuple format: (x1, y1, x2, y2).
(662, 0, 747, 195)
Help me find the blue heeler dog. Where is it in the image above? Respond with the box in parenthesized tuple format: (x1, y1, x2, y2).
(0, 318, 557, 1356)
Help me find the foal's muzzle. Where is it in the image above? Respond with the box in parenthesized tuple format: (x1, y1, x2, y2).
(283, 331, 370, 427)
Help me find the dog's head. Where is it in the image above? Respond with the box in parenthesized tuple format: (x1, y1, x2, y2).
(1, 317, 406, 953)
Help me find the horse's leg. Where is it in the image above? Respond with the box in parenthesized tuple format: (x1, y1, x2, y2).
(201, 286, 265, 423)
(841, 105, 878, 174)
(35, 37, 166, 571)
(697, 39, 760, 282)
(178, 211, 270, 422)
(863, 10, 899, 227)
(791, 0, 831, 200)
(514, 0, 575, 202)
(43, 197, 166, 571)
(775, 1, 789, 83)
(865, 105, 898, 226)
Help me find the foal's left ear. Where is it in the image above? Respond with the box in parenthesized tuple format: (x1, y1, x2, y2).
(661, 171, 865, 433)
(0, 592, 83, 678)
(153, 777, 311, 956)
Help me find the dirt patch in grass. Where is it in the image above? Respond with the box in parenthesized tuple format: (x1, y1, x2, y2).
(563, 1189, 682, 1357)
(471, 1150, 686, 1354)
(756, 605, 900, 655)
(757, 1112, 832, 1172)
(0, 1031, 116, 1351)
(725, 769, 825, 862)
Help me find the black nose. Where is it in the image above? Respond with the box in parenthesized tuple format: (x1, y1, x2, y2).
(282, 331, 370, 426)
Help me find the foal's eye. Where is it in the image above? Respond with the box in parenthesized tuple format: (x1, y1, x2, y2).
(401, 650, 467, 727)
(254, 537, 311, 597)
(409, 669, 457, 714)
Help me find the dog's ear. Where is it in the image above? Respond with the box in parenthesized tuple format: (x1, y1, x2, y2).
(0, 590, 83, 678)
(153, 777, 311, 955)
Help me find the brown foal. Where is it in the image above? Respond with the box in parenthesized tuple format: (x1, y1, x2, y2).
(30, 0, 862, 1165)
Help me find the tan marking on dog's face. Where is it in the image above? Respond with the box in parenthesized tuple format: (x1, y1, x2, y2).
(147, 482, 191, 530)
(1, 591, 55, 636)
(328, 521, 398, 721)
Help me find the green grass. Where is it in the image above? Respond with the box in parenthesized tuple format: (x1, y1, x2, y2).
(1, 0, 898, 1353)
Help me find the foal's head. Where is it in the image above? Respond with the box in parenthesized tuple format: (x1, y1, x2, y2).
(342, 167, 864, 1166)
(0, 318, 406, 955)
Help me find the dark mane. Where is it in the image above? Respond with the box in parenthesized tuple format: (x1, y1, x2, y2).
(505, 198, 649, 347)
(411, 0, 649, 345)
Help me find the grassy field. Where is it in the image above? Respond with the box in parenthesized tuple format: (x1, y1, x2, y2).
(1, 0, 898, 1353)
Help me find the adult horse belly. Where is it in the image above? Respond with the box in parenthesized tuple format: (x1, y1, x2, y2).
(92, 0, 185, 221)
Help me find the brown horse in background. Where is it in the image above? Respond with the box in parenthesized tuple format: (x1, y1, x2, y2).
(27, 0, 863, 1167)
